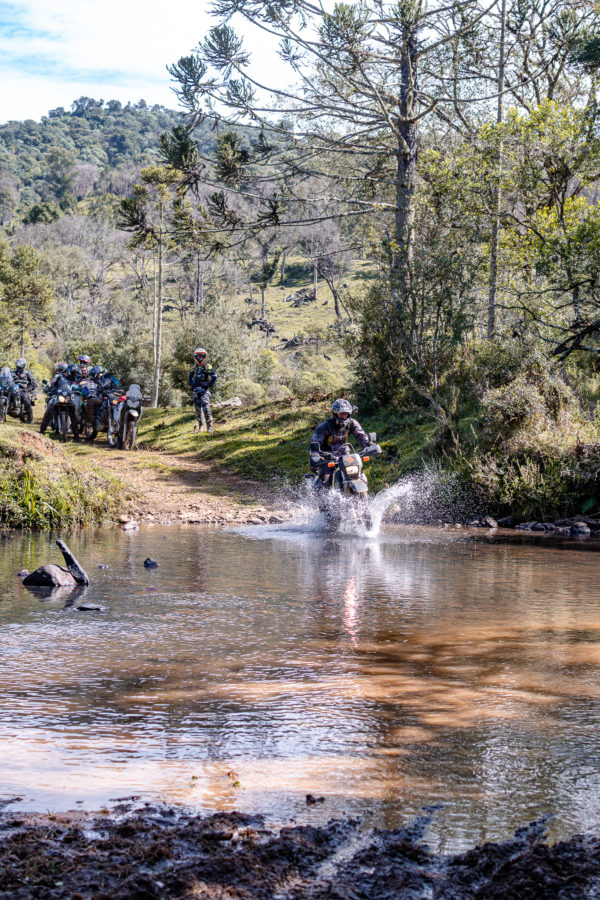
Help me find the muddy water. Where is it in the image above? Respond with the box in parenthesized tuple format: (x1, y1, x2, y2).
(1, 524, 600, 852)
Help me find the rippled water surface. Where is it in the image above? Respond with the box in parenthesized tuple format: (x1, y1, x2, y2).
(2, 523, 600, 851)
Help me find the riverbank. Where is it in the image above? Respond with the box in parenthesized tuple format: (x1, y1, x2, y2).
(0, 425, 136, 529)
(1, 804, 597, 899)
(136, 400, 600, 525)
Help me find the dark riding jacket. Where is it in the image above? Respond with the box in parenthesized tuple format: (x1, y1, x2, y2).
(12, 368, 36, 394)
(188, 364, 217, 393)
(311, 416, 370, 456)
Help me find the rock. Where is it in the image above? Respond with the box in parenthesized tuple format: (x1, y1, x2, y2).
(285, 287, 317, 307)
(213, 397, 243, 409)
(531, 523, 547, 531)
(482, 516, 498, 528)
(121, 521, 139, 530)
(17, 569, 30, 579)
(76, 604, 106, 611)
(118, 514, 131, 524)
(268, 515, 286, 524)
(516, 521, 536, 530)
(23, 565, 77, 588)
(143, 557, 160, 569)
(97, 564, 110, 569)
(572, 522, 591, 535)
(468, 518, 484, 527)
(306, 794, 325, 805)
(496, 516, 514, 528)
(556, 527, 571, 536)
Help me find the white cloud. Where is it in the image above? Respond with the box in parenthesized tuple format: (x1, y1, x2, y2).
(0, 0, 290, 122)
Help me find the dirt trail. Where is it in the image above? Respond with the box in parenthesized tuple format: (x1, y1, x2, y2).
(66, 443, 292, 526)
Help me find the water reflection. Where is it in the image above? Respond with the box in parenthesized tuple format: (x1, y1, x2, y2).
(0, 525, 600, 851)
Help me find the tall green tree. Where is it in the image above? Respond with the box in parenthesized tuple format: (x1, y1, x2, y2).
(0, 243, 53, 355)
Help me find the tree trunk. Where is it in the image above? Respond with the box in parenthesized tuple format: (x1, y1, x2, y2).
(152, 208, 164, 408)
(152, 250, 158, 405)
(260, 284, 266, 318)
(279, 247, 288, 286)
(313, 263, 318, 301)
(392, 26, 418, 348)
(488, 0, 507, 339)
(20, 317, 25, 357)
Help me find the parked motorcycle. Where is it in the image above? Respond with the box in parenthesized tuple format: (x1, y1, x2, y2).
(120, 383, 143, 450)
(307, 432, 382, 529)
(104, 384, 143, 450)
(42, 380, 80, 441)
(0, 367, 20, 424)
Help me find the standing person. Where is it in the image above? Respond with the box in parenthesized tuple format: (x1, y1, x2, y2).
(188, 347, 217, 433)
(11, 357, 36, 423)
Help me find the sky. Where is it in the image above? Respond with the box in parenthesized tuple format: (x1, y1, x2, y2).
(0, 0, 286, 123)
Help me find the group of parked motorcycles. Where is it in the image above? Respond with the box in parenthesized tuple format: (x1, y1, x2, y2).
(41, 377, 144, 449)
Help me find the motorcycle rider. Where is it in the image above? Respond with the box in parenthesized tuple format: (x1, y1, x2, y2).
(188, 347, 217, 433)
(40, 362, 80, 439)
(11, 358, 36, 423)
(310, 398, 370, 487)
(77, 355, 91, 378)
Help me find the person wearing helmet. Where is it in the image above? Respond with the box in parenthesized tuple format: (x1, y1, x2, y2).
(11, 357, 37, 423)
(188, 347, 217, 433)
(310, 398, 370, 485)
(77, 355, 91, 378)
(39, 362, 80, 438)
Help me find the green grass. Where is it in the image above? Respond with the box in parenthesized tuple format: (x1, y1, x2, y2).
(138, 398, 437, 491)
(0, 425, 137, 529)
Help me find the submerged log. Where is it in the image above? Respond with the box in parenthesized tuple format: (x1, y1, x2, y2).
(56, 539, 89, 585)
(22, 540, 89, 588)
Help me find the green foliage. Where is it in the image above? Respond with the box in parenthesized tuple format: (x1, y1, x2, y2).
(0, 425, 135, 529)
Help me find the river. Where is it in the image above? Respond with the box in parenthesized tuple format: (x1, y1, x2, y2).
(1, 522, 600, 853)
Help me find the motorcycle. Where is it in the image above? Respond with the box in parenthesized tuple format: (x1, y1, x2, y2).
(120, 383, 143, 450)
(42, 381, 79, 442)
(0, 367, 20, 424)
(105, 384, 143, 450)
(307, 432, 382, 529)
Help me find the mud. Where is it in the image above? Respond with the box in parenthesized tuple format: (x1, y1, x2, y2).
(1, 805, 599, 899)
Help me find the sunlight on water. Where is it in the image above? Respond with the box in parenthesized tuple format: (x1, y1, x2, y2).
(2, 524, 600, 853)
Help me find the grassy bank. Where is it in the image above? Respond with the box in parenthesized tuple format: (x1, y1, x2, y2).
(138, 398, 600, 523)
(0, 425, 136, 529)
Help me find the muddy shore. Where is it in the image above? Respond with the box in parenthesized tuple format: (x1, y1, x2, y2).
(1, 804, 599, 899)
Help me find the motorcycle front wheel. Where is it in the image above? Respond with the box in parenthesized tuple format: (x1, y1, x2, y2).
(58, 411, 69, 442)
(107, 416, 120, 448)
(0, 400, 6, 424)
(84, 422, 97, 441)
(121, 417, 137, 451)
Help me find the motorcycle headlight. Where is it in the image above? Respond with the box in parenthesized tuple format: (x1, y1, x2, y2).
(58, 395, 66, 403)
(112, 399, 119, 405)
(345, 465, 359, 475)
(129, 409, 139, 418)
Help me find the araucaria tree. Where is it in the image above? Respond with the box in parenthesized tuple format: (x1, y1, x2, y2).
(166, 0, 499, 372)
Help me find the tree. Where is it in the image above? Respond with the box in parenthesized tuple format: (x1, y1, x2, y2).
(0, 243, 53, 355)
(166, 0, 500, 366)
(120, 165, 179, 406)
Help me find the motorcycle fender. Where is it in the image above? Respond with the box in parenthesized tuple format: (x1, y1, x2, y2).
(347, 479, 368, 493)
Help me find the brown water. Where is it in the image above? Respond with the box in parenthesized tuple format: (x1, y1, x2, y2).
(1, 523, 600, 852)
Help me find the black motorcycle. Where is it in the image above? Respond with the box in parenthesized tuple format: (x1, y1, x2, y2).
(308, 433, 382, 529)
(0, 367, 20, 424)
(42, 382, 79, 442)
